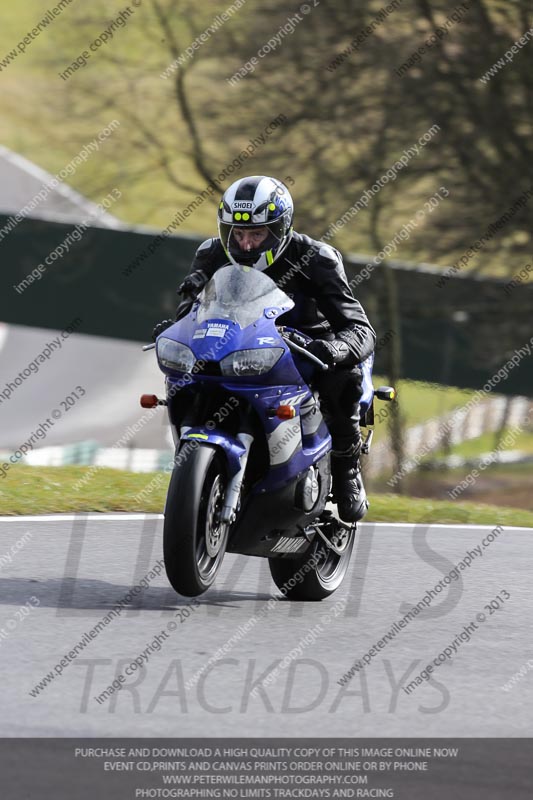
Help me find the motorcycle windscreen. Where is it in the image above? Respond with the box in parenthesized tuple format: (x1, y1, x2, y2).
(196, 265, 294, 328)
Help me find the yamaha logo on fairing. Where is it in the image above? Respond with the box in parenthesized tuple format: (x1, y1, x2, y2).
(232, 201, 254, 210)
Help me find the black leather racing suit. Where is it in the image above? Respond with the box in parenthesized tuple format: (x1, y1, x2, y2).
(174, 231, 376, 457)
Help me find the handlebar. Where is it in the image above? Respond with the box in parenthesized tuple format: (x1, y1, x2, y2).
(142, 343, 156, 351)
(281, 334, 329, 371)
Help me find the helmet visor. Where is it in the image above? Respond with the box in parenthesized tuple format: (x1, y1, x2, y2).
(218, 217, 288, 267)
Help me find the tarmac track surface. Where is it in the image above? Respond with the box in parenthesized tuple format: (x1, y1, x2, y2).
(0, 515, 531, 738)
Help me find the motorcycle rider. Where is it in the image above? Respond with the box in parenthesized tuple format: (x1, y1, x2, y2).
(152, 176, 376, 522)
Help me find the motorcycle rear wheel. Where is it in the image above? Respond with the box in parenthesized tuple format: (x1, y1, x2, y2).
(268, 522, 355, 601)
(164, 444, 229, 596)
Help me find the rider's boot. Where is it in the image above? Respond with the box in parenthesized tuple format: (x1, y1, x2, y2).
(330, 443, 368, 523)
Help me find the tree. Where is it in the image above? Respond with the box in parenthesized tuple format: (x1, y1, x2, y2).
(32, 0, 532, 486)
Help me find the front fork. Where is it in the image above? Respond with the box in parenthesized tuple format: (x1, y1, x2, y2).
(220, 404, 255, 524)
(220, 432, 254, 523)
(171, 393, 255, 525)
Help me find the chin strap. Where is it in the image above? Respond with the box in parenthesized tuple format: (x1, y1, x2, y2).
(231, 227, 294, 272)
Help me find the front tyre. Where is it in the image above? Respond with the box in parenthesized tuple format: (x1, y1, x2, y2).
(164, 444, 229, 596)
(268, 523, 355, 601)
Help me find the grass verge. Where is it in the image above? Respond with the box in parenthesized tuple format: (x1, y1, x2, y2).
(1, 466, 533, 527)
(367, 494, 533, 527)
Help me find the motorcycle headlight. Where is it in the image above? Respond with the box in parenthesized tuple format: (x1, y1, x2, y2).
(220, 348, 284, 377)
(157, 338, 195, 373)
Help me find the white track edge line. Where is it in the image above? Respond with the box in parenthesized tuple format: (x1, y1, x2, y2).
(0, 515, 531, 531)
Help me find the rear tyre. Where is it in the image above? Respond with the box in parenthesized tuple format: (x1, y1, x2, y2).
(163, 444, 229, 596)
(268, 523, 355, 601)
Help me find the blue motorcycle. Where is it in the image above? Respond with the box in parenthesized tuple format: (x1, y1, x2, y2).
(143, 265, 393, 599)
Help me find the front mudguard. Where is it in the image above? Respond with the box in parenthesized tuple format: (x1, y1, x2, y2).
(180, 428, 246, 477)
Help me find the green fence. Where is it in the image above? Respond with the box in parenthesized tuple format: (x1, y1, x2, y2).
(1, 214, 531, 395)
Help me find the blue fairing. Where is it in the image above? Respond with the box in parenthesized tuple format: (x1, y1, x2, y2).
(157, 266, 375, 496)
(360, 352, 374, 415)
(162, 306, 305, 387)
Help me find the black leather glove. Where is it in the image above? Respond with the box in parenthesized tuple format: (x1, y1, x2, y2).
(337, 325, 375, 363)
(152, 319, 174, 341)
(306, 338, 352, 367)
(177, 269, 208, 296)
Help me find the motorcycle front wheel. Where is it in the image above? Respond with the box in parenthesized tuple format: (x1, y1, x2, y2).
(164, 444, 229, 596)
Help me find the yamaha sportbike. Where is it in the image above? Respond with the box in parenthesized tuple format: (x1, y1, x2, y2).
(143, 265, 393, 599)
